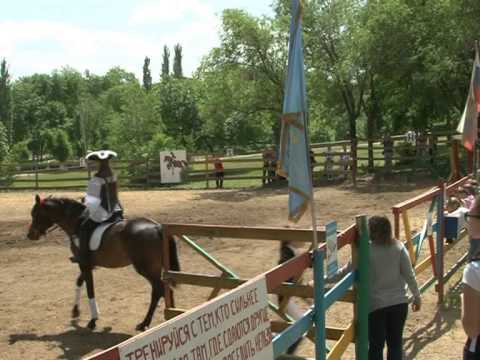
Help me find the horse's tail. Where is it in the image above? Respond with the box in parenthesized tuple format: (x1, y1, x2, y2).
(169, 237, 181, 272)
(157, 225, 180, 272)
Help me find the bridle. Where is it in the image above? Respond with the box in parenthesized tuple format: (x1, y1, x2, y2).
(29, 222, 59, 237)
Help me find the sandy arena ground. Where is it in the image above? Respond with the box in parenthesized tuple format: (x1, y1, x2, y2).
(0, 180, 470, 359)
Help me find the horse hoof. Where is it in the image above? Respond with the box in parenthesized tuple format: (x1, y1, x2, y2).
(87, 319, 97, 330)
(72, 306, 80, 318)
(136, 323, 147, 332)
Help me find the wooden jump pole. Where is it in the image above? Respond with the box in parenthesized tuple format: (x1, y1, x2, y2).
(178, 234, 297, 324)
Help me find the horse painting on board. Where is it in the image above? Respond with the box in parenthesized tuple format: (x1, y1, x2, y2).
(27, 195, 180, 331)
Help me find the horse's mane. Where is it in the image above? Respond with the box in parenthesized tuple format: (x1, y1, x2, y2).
(47, 196, 86, 217)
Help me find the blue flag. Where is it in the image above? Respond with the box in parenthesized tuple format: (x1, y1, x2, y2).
(277, 0, 312, 223)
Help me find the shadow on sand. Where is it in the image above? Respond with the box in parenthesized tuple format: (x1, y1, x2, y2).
(403, 278, 462, 360)
(9, 320, 131, 359)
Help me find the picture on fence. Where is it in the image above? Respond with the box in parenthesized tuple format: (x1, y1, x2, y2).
(160, 150, 188, 184)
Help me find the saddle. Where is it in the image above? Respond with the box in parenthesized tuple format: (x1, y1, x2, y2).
(73, 219, 123, 251)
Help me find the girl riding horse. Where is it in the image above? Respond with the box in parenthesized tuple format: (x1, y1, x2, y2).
(27, 195, 180, 331)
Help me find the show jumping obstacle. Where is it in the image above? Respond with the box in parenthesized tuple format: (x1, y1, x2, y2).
(85, 176, 472, 360)
(392, 176, 471, 304)
(86, 216, 370, 360)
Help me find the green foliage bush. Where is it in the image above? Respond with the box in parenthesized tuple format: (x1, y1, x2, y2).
(395, 141, 416, 165)
(10, 141, 31, 162)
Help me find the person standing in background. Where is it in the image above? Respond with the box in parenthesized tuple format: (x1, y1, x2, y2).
(214, 156, 224, 189)
(367, 216, 421, 360)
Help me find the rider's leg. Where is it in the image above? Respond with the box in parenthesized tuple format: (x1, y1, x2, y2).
(78, 218, 97, 268)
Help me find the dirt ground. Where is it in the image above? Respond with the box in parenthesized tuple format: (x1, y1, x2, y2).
(0, 179, 470, 359)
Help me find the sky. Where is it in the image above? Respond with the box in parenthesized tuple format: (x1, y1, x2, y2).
(0, 0, 274, 80)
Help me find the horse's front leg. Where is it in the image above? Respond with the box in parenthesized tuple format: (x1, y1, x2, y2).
(72, 273, 84, 318)
(80, 265, 99, 330)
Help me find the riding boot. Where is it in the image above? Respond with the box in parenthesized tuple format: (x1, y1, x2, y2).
(71, 218, 96, 267)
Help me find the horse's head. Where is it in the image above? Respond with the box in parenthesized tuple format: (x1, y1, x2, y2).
(27, 195, 56, 240)
(28, 195, 86, 240)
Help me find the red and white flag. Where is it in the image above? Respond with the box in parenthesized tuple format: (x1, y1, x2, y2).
(457, 43, 480, 151)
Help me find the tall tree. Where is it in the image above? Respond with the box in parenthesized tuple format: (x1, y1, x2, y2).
(161, 46, 170, 79)
(173, 44, 183, 78)
(154, 78, 201, 149)
(0, 121, 8, 162)
(0, 59, 12, 145)
(143, 56, 152, 91)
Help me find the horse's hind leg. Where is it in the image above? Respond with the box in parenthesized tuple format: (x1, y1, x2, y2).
(72, 273, 84, 318)
(136, 278, 165, 331)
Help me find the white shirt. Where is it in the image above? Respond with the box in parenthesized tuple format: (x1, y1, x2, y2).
(85, 176, 119, 222)
(463, 261, 480, 351)
(463, 261, 480, 292)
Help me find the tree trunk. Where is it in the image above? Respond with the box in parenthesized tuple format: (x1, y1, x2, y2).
(349, 115, 357, 186)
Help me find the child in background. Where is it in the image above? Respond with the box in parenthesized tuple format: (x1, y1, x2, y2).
(459, 185, 477, 210)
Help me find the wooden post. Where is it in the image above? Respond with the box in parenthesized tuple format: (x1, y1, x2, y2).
(435, 183, 445, 304)
(467, 150, 473, 175)
(205, 154, 210, 189)
(367, 139, 374, 173)
(34, 156, 39, 190)
(145, 157, 150, 187)
(351, 138, 357, 186)
(393, 210, 400, 240)
(402, 210, 416, 265)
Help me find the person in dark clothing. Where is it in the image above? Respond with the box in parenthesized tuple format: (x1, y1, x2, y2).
(214, 156, 224, 189)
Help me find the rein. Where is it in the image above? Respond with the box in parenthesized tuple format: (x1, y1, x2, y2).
(47, 225, 59, 234)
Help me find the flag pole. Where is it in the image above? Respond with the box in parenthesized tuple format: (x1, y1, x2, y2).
(305, 116, 319, 250)
(309, 182, 319, 249)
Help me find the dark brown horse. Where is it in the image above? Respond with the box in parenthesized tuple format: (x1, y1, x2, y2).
(27, 195, 180, 331)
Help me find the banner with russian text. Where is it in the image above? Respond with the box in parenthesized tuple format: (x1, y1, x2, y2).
(117, 276, 273, 360)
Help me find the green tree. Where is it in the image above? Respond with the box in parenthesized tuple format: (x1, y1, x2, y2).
(9, 140, 31, 162)
(154, 78, 201, 149)
(104, 67, 138, 88)
(143, 56, 152, 91)
(51, 129, 73, 162)
(173, 44, 183, 79)
(196, 9, 286, 148)
(161, 46, 170, 79)
(107, 83, 163, 157)
(0, 121, 8, 162)
(0, 59, 12, 144)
